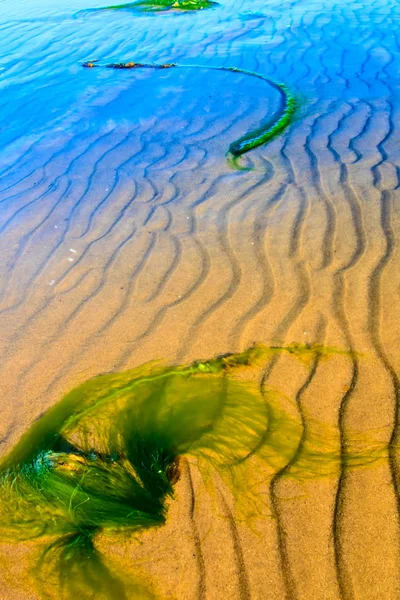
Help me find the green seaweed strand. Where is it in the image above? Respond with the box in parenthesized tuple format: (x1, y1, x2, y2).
(82, 60, 296, 167)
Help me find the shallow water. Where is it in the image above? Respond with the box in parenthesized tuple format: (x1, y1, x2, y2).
(1, 0, 400, 597)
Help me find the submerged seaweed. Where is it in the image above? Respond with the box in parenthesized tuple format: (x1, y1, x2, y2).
(0, 344, 388, 598)
(82, 60, 296, 168)
(85, 0, 218, 14)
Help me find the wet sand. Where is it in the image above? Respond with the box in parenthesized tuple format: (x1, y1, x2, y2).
(1, 0, 400, 597)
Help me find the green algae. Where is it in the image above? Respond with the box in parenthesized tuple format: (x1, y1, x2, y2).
(0, 344, 388, 598)
(82, 60, 297, 167)
(0, 346, 270, 598)
(88, 0, 218, 14)
(224, 71, 297, 160)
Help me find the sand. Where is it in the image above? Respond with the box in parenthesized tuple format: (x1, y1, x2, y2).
(1, 0, 400, 596)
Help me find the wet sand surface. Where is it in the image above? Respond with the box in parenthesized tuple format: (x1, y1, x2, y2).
(1, 0, 400, 597)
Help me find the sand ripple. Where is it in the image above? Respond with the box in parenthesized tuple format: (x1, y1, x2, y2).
(1, 0, 400, 597)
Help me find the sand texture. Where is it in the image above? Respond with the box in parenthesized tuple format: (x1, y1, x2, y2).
(1, 0, 400, 597)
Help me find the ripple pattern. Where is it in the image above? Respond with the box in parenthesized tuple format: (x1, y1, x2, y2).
(1, 0, 400, 597)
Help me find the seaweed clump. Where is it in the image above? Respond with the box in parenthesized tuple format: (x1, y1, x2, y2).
(0, 346, 271, 598)
(92, 0, 218, 13)
(0, 343, 386, 598)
